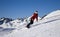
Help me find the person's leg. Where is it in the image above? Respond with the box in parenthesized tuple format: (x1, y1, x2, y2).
(26, 19, 33, 28)
(26, 23, 31, 28)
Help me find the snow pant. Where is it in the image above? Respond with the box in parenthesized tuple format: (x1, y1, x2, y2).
(26, 19, 33, 28)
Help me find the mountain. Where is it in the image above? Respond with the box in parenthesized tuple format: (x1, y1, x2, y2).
(0, 16, 41, 28)
(0, 17, 13, 25)
(44, 10, 60, 19)
(0, 17, 24, 28)
(0, 10, 60, 37)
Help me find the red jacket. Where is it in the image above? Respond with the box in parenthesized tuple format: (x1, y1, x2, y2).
(31, 13, 38, 21)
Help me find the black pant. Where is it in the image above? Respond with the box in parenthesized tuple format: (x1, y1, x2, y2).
(26, 19, 33, 28)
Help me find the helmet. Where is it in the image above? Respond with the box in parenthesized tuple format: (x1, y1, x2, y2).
(36, 10, 38, 12)
(34, 10, 38, 14)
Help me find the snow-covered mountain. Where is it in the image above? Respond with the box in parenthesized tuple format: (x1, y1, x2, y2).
(0, 17, 13, 25)
(0, 10, 60, 37)
(0, 16, 41, 28)
(44, 10, 60, 19)
(0, 17, 24, 28)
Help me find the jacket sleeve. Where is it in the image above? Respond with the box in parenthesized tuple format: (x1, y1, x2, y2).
(36, 14, 38, 21)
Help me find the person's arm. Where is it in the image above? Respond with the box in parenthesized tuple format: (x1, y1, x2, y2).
(36, 14, 38, 21)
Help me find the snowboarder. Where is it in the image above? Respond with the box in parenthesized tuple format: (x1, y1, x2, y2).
(26, 11, 38, 28)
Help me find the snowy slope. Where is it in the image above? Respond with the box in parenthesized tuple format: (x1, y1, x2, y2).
(44, 10, 60, 19)
(5, 19, 60, 37)
(0, 10, 60, 37)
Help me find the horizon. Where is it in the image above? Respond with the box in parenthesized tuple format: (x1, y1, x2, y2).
(0, 0, 60, 19)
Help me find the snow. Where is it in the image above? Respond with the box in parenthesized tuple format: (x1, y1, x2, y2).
(0, 10, 60, 37)
(44, 10, 60, 19)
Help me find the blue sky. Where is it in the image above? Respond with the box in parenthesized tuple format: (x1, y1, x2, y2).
(0, 0, 60, 19)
